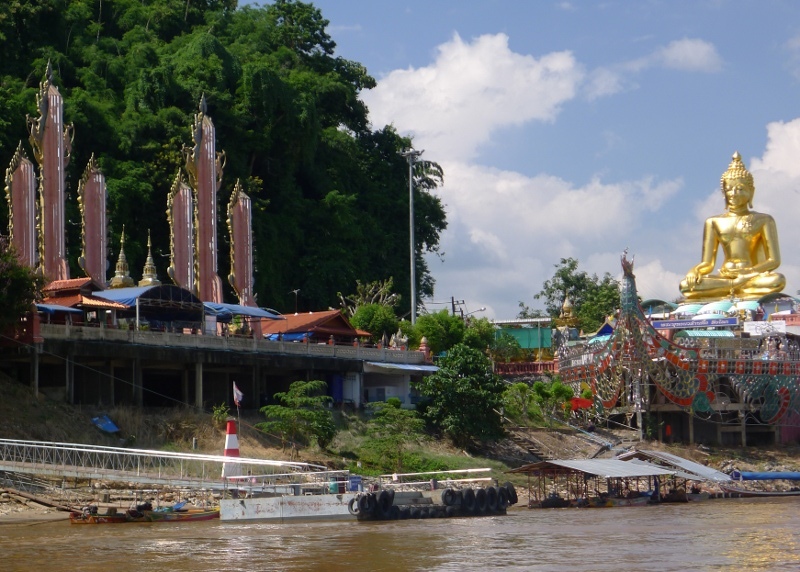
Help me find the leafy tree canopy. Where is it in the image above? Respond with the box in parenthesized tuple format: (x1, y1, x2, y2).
(412, 310, 465, 356)
(415, 343, 505, 447)
(0, 0, 447, 317)
(361, 398, 426, 472)
(256, 379, 334, 457)
(350, 303, 398, 343)
(531, 257, 620, 333)
(0, 238, 45, 332)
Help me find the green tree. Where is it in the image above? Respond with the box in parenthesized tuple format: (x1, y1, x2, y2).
(363, 397, 426, 472)
(502, 382, 539, 424)
(532, 378, 574, 424)
(349, 303, 398, 343)
(413, 310, 465, 355)
(256, 380, 334, 458)
(0, 1, 447, 317)
(462, 316, 494, 352)
(0, 238, 45, 332)
(338, 278, 399, 317)
(415, 344, 505, 446)
(491, 332, 522, 363)
(530, 257, 619, 333)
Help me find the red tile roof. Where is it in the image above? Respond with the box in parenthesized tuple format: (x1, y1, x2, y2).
(260, 310, 365, 337)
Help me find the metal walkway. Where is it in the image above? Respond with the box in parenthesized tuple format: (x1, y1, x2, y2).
(0, 439, 330, 490)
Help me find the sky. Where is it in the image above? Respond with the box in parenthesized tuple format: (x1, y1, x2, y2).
(247, 1, 800, 320)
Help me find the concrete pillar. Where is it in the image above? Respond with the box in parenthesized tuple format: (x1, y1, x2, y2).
(195, 361, 204, 408)
(657, 411, 662, 442)
(688, 414, 694, 445)
(741, 414, 747, 447)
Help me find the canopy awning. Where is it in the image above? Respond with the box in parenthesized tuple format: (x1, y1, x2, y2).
(674, 329, 735, 338)
(36, 303, 83, 315)
(697, 300, 734, 315)
(364, 362, 439, 374)
(508, 459, 675, 478)
(203, 302, 283, 322)
(616, 450, 731, 482)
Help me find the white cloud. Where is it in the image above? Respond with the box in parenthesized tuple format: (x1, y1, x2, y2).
(426, 161, 683, 317)
(656, 38, 723, 72)
(362, 33, 584, 161)
(586, 38, 722, 99)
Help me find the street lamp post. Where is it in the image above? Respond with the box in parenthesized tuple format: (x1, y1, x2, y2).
(400, 149, 423, 325)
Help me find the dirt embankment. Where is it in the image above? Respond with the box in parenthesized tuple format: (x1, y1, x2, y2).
(2, 375, 800, 519)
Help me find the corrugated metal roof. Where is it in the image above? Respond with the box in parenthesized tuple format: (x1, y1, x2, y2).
(616, 450, 731, 482)
(508, 459, 675, 478)
(364, 362, 438, 374)
(697, 300, 735, 314)
(674, 330, 735, 338)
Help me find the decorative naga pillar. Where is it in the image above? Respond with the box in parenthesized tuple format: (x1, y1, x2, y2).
(4, 142, 38, 268)
(77, 154, 108, 285)
(27, 61, 73, 281)
(227, 179, 261, 336)
(167, 169, 195, 291)
(227, 180, 256, 307)
(183, 94, 224, 303)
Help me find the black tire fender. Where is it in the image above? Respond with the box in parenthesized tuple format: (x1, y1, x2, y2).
(504, 481, 519, 505)
(348, 496, 360, 516)
(462, 487, 476, 514)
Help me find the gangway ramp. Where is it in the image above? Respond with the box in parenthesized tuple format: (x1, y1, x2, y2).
(0, 439, 328, 490)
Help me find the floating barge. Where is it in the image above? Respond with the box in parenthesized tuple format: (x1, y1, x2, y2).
(220, 468, 518, 522)
(508, 458, 674, 508)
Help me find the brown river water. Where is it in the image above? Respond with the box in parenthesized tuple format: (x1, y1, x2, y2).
(1, 497, 798, 571)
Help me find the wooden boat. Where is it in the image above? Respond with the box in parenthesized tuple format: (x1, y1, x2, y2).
(589, 494, 651, 508)
(71, 503, 219, 523)
(720, 484, 800, 498)
(135, 507, 219, 522)
(70, 507, 128, 524)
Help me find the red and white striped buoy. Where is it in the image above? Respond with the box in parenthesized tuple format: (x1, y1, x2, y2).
(221, 418, 241, 479)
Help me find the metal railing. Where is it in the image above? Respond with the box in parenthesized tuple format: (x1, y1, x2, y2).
(0, 439, 332, 489)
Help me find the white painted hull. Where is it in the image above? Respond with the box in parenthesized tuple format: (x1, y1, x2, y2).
(220, 493, 358, 522)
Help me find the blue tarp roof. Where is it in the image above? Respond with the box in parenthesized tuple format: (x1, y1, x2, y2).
(731, 470, 800, 481)
(204, 302, 283, 321)
(36, 303, 83, 315)
(93, 284, 202, 307)
(265, 332, 307, 341)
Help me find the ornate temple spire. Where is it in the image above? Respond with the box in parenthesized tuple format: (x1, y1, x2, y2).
(139, 230, 161, 287)
(109, 226, 134, 288)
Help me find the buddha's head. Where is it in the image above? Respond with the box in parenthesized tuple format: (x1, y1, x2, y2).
(721, 151, 754, 209)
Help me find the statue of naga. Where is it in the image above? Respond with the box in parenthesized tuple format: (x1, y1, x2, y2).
(680, 152, 785, 301)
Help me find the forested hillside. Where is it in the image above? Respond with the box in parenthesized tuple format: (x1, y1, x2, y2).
(0, 0, 446, 315)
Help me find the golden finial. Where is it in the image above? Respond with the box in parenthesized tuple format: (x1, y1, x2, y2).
(139, 230, 161, 287)
(109, 226, 134, 288)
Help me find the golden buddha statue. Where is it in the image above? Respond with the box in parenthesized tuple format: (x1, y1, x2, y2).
(680, 152, 785, 301)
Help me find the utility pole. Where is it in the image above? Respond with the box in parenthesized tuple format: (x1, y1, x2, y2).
(400, 149, 423, 325)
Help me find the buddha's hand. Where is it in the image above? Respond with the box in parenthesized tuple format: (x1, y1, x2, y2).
(684, 269, 703, 287)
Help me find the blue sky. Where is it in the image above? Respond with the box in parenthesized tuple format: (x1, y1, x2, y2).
(247, 1, 800, 320)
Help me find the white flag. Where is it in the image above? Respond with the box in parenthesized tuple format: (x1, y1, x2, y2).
(233, 382, 244, 407)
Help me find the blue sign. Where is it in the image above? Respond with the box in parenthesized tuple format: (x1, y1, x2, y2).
(348, 475, 362, 492)
(651, 317, 739, 329)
